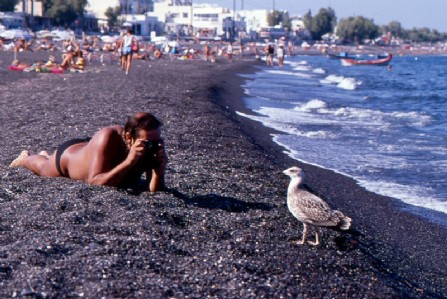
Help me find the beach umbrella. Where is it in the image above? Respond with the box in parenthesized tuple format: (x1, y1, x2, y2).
(37, 30, 55, 39)
(0, 30, 32, 40)
(52, 30, 72, 41)
(123, 22, 132, 27)
(101, 35, 115, 43)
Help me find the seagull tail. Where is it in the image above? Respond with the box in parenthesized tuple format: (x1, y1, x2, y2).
(337, 214, 365, 237)
(339, 215, 352, 230)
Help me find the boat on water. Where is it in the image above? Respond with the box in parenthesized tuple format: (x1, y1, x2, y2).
(341, 54, 393, 66)
(327, 51, 357, 59)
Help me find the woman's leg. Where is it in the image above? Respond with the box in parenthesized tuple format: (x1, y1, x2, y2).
(126, 54, 132, 75)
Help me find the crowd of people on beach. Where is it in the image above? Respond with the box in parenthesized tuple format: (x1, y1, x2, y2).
(2, 28, 295, 75)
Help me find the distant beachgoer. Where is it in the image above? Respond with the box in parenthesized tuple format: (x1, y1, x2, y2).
(10, 112, 168, 192)
(277, 45, 285, 67)
(239, 42, 244, 60)
(121, 29, 138, 75)
(71, 50, 86, 71)
(265, 44, 274, 66)
(204, 43, 210, 61)
(115, 33, 124, 69)
(226, 42, 233, 62)
(288, 40, 294, 56)
(14, 39, 33, 59)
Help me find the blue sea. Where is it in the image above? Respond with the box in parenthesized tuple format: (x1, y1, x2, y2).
(238, 54, 447, 223)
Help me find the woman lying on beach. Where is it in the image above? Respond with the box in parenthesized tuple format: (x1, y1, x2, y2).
(10, 112, 168, 192)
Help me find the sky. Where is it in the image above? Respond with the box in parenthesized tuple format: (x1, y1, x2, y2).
(194, 0, 447, 32)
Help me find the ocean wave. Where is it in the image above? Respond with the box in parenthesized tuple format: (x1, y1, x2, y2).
(293, 99, 327, 112)
(293, 65, 312, 71)
(313, 68, 326, 74)
(319, 74, 362, 90)
(265, 69, 313, 78)
(337, 78, 360, 90)
(358, 180, 447, 214)
(236, 110, 335, 139)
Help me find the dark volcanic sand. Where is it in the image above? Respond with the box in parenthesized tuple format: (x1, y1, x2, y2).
(0, 51, 446, 298)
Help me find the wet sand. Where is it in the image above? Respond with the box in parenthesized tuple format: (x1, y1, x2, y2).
(0, 51, 446, 298)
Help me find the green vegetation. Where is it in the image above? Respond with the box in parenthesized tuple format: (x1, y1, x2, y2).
(287, 7, 447, 43)
(42, 0, 88, 26)
(336, 16, 380, 43)
(105, 6, 121, 30)
(267, 10, 291, 28)
(303, 7, 337, 40)
(0, 0, 19, 12)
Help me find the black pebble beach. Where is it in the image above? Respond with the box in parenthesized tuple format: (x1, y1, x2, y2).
(0, 51, 446, 298)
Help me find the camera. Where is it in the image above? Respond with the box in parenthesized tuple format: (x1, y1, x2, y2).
(142, 140, 160, 154)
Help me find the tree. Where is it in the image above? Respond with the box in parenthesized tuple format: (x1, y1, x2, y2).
(0, 0, 18, 12)
(381, 21, 404, 37)
(336, 16, 380, 43)
(43, 0, 88, 26)
(303, 10, 312, 31)
(105, 6, 121, 30)
(267, 10, 290, 27)
(304, 7, 336, 40)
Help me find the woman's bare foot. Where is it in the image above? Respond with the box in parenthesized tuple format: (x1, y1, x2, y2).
(9, 150, 29, 168)
(38, 151, 51, 158)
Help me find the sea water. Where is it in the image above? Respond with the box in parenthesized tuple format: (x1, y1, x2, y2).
(238, 55, 447, 224)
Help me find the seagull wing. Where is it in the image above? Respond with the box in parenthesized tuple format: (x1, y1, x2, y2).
(289, 190, 347, 227)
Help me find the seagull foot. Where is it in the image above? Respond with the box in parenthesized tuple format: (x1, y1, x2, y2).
(307, 240, 320, 246)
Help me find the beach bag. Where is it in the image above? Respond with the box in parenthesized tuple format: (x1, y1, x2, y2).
(132, 40, 139, 52)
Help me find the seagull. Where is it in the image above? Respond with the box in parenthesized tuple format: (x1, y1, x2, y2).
(283, 166, 361, 246)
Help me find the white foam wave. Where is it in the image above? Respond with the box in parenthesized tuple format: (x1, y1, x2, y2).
(265, 69, 313, 78)
(293, 99, 327, 112)
(321, 74, 345, 84)
(320, 74, 361, 90)
(313, 68, 326, 74)
(293, 65, 312, 71)
(306, 105, 431, 128)
(236, 110, 335, 138)
(358, 180, 447, 213)
(337, 78, 360, 90)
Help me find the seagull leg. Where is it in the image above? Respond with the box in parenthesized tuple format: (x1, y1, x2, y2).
(298, 223, 308, 245)
(307, 230, 320, 246)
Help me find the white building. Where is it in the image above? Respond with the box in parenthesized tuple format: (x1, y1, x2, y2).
(149, 0, 241, 38)
(122, 14, 159, 36)
(14, 0, 44, 17)
(238, 9, 269, 34)
(119, 0, 154, 15)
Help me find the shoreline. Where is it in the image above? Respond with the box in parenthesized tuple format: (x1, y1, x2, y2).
(0, 52, 446, 297)
(229, 56, 447, 227)
(206, 60, 447, 296)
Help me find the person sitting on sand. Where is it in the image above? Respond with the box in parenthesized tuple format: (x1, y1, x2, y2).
(10, 112, 168, 192)
(14, 38, 33, 54)
(71, 50, 86, 71)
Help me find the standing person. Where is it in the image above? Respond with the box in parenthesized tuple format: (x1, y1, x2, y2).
(264, 44, 274, 66)
(288, 40, 294, 56)
(203, 43, 210, 61)
(226, 42, 233, 62)
(115, 32, 124, 70)
(121, 29, 138, 75)
(277, 44, 285, 67)
(10, 112, 168, 192)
